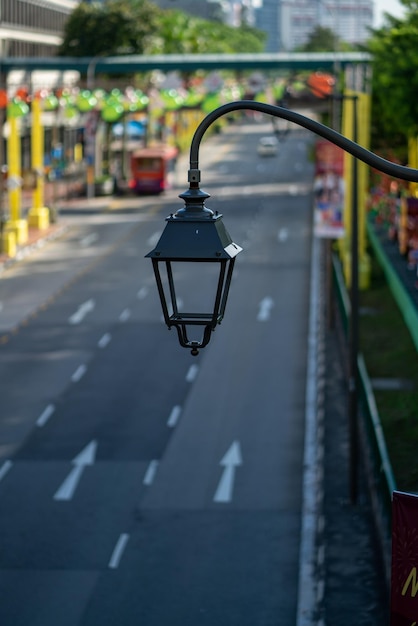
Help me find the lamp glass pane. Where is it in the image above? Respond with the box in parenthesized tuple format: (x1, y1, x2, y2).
(161, 260, 224, 321)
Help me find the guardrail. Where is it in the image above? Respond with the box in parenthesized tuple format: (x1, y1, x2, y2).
(366, 220, 418, 352)
(331, 250, 395, 587)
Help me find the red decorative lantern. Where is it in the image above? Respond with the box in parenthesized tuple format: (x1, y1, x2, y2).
(0, 90, 8, 109)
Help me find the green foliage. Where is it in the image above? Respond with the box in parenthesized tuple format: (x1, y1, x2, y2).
(59, 0, 162, 56)
(59, 1, 265, 57)
(297, 25, 352, 52)
(368, 2, 418, 149)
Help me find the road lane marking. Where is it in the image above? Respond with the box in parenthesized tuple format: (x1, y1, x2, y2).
(165, 298, 183, 321)
(54, 440, 97, 501)
(68, 299, 95, 325)
(278, 228, 289, 242)
(185, 364, 199, 383)
(147, 232, 162, 248)
(0, 460, 12, 483)
(108, 533, 130, 569)
(257, 297, 274, 321)
(167, 405, 181, 427)
(79, 232, 99, 247)
(213, 441, 242, 504)
(98, 333, 111, 348)
(119, 308, 131, 322)
(296, 235, 321, 626)
(36, 404, 55, 427)
(143, 460, 159, 486)
(137, 287, 149, 300)
(71, 364, 87, 383)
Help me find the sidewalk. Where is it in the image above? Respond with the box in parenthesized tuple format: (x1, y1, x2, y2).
(0, 222, 68, 274)
(0, 194, 114, 274)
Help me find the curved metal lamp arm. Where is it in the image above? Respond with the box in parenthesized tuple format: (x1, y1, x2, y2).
(188, 100, 418, 183)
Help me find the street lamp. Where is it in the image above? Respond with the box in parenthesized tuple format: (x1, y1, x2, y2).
(147, 100, 418, 357)
(146, 185, 242, 356)
(147, 99, 418, 501)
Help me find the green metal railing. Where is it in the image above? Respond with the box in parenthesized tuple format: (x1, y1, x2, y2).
(367, 220, 418, 352)
(331, 250, 395, 583)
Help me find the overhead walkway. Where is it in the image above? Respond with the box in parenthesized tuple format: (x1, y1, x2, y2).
(0, 51, 370, 75)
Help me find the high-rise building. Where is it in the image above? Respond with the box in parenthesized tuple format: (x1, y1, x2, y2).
(0, 0, 77, 57)
(151, 0, 227, 21)
(255, 0, 373, 51)
(152, 0, 260, 26)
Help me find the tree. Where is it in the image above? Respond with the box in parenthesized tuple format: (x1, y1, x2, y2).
(59, 0, 162, 56)
(368, 1, 418, 152)
(59, 1, 265, 57)
(298, 25, 341, 52)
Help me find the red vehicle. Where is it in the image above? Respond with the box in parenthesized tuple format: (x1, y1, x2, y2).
(129, 144, 178, 194)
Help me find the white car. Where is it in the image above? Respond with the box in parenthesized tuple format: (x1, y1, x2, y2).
(257, 136, 279, 157)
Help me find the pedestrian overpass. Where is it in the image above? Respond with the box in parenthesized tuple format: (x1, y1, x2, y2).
(0, 51, 370, 75)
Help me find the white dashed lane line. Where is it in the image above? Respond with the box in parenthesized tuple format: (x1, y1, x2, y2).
(108, 533, 130, 569)
(0, 461, 12, 483)
(36, 404, 55, 427)
(167, 405, 181, 428)
(71, 364, 87, 383)
(185, 364, 199, 383)
(98, 333, 112, 348)
(143, 460, 159, 486)
(68, 299, 95, 325)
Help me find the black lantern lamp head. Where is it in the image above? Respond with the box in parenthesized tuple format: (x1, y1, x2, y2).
(146, 180, 242, 356)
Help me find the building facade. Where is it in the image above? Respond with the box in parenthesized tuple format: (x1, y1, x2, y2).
(255, 0, 373, 52)
(150, 0, 227, 21)
(0, 0, 77, 57)
(151, 0, 260, 26)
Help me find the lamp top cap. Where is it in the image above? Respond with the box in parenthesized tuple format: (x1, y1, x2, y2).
(145, 210, 242, 260)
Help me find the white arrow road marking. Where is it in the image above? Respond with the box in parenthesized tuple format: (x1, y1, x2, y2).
(108, 533, 130, 569)
(278, 228, 289, 242)
(213, 441, 242, 504)
(257, 297, 274, 322)
(54, 440, 97, 501)
(69, 299, 95, 325)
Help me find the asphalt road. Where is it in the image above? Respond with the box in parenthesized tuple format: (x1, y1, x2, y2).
(0, 119, 318, 625)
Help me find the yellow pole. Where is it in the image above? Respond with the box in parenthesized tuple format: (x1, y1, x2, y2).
(341, 89, 371, 289)
(357, 91, 371, 289)
(408, 136, 418, 197)
(340, 92, 353, 263)
(6, 112, 28, 245)
(28, 96, 50, 230)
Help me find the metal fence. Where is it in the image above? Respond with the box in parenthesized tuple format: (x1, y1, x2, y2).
(331, 250, 395, 588)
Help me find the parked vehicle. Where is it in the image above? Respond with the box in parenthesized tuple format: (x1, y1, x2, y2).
(257, 136, 279, 157)
(129, 144, 178, 194)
